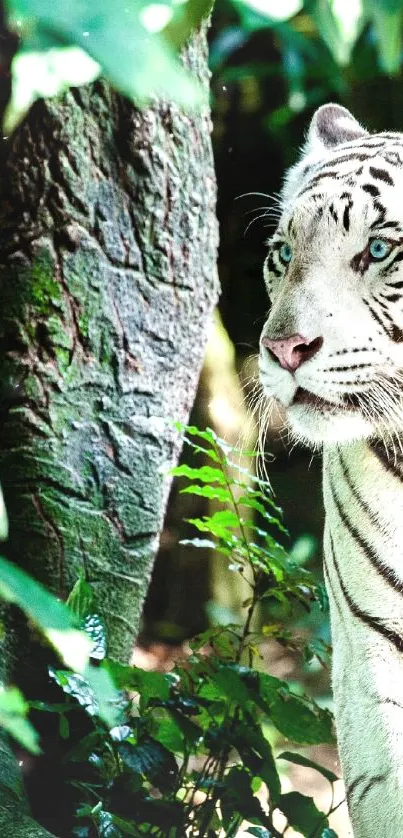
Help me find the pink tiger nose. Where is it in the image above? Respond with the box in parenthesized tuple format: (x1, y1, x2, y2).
(261, 334, 323, 373)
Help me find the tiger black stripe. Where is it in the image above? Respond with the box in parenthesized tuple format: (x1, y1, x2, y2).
(343, 202, 351, 231)
(369, 166, 394, 185)
(362, 183, 380, 198)
(362, 298, 391, 335)
(327, 532, 403, 653)
(328, 466, 403, 594)
(347, 774, 390, 808)
(368, 439, 403, 480)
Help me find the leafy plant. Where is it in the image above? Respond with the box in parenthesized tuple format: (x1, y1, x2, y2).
(0, 425, 341, 837)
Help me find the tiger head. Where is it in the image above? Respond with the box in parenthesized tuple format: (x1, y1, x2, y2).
(259, 104, 403, 447)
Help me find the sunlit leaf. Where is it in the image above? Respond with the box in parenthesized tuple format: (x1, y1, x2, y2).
(0, 555, 92, 672)
(49, 663, 121, 728)
(171, 464, 227, 484)
(6, 0, 209, 128)
(0, 684, 40, 753)
(5, 46, 100, 133)
(312, 0, 365, 65)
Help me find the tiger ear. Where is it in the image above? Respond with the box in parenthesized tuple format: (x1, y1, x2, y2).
(306, 103, 368, 153)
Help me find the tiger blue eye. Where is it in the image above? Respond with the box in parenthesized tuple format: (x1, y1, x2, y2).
(279, 243, 292, 264)
(369, 238, 393, 260)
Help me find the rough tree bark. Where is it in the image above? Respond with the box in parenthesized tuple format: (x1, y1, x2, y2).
(0, 27, 219, 837)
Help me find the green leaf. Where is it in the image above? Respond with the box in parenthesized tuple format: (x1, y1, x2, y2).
(49, 663, 121, 728)
(187, 509, 241, 540)
(257, 674, 335, 745)
(118, 738, 178, 788)
(165, 0, 214, 47)
(67, 576, 94, 619)
(64, 730, 102, 762)
(0, 685, 40, 754)
(105, 661, 171, 706)
(279, 791, 328, 836)
(0, 555, 92, 671)
(246, 829, 273, 838)
(151, 713, 185, 754)
(210, 666, 253, 708)
(4, 46, 100, 133)
(234, 721, 281, 804)
(222, 766, 271, 827)
(172, 464, 227, 484)
(107, 815, 140, 837)
(59, 714, 70, 739)
(180, 484, 232, 502)
(6, 0, 205, 126)
(312, 0, 365, 65)
(278, 751, 338, 783)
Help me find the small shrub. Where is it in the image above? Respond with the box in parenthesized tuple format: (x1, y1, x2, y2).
(2, 426, 340, 837)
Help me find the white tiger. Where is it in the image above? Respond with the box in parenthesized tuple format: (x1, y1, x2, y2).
(259, 104, 403, 837)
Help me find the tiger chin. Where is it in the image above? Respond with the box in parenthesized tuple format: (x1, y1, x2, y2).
(259, 102, 403, 450)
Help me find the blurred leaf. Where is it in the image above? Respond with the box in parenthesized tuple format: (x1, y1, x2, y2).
(0, 555, 92, 672)
(59, 714, 70, 739)
(0, 684, 40, 753)
(234, 0, 303, 31)
(165, 0, 214, 47)
(246, 829, 273, 838)
(4, 46, 100, 133)
(364, 0, 403, 74)
(279, 791, 328, 836)
(6, 0, 210, 130)
(278, 751, 338, 783)
(312, 0, 365, 65)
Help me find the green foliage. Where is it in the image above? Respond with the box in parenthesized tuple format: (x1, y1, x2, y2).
(0, 427, 338, 834)
(4, 0, 402, 134)
(0, 562, 120, 729)
(212, 0, 403, 144)
(4, 0, 214, 131)
(0, 685, 40, 753)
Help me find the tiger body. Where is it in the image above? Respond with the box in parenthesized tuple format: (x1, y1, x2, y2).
(259, 105, 403, 836)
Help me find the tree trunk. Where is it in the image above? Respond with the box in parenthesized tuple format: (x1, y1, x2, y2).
(0, 27, 219, 836)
